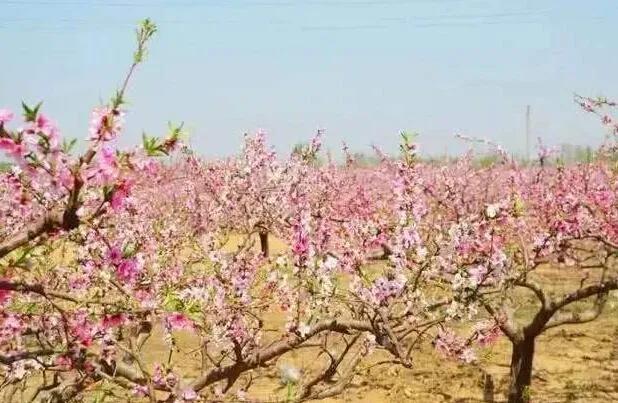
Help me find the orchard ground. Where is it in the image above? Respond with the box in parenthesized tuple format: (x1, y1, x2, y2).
(11, 235, 613, 403)
(137, 237, 618, 402)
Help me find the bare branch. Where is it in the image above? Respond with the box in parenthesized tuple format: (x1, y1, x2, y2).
(298, 334, 361, 399)
(0, 350, 59, 366)
(514, 279, 548, 310)
(544, 307, 605, 330)
(549, 277, 618, 312)
(190, 319, 372, 392)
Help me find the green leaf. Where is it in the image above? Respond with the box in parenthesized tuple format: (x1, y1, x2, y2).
(399, 130, 419, 164)
(62, 138, 78, 153)
(168, 121, 184, 140)
(21, 101, 42, 122)
(162, 291, 183, 312)
(122, 242, 138, 258)
(24, 302, 38, 314)
(110, 90, 124, 109)
(133, 18, 158, 63)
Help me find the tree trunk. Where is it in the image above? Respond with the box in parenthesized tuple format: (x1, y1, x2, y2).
(508, 337, 535, 403)
(259, 231, 269, 257)
(482, 371, 495, 402)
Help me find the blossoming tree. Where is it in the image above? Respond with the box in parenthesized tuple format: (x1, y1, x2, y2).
(0, 21, 493, 403)
(2, 20, 617, 403)
(423, 134, 618, 403)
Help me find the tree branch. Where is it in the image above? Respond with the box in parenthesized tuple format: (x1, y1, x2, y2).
(549, 277, 618, 312)
(0, 212, 63, 259)
(190, 319, 372, 392)
(514, 279, 548, 310)
(544, 307, 605, 330)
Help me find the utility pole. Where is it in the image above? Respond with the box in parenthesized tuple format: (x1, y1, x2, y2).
(525, 105, 531, 162)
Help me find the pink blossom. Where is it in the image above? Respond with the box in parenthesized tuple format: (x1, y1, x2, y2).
(58, 167, 74, 189)
(110, 179, 133, 211)
(106, 246, 124, 265)
(116, 258, 141, 283)
(0, 314, 25, 342)
(54, 355, 73, 369)
(165, 313, 194, 331)
(434, 328, 474, 363)
(292, 230, 309, 257)
(133, 155, 160, 175)
(227, 316, 248, 343)
(459, 347, 476, 363)
(0, 279, 11, 306)
(0, 109, 13, 124)
(179, 388, 198, 401)
(69, 312, 95, 347)
(152, 363, 166, 386)
(0, 290, 10, 306)
(132, 385, 149, 397)
(101, 313, 126, 329)
(468, 265, 488, 285)
(91, 146, 119, 184)
(0, 138, 20, 157)
(89, 106, 123, 141)
(68, 273, 90, 291)
(134, 289, 158, 309)
(165, 370, 179, 388)
(355, 272, 408, 307)
(35, 113, 50, 129)
(475, 322, 502, 347)
(400, 226, 420, 249)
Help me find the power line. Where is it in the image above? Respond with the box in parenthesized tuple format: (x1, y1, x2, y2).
(302, 17, 549, 31)
(0, 8, 553, 31)
(0, 3, 610, 34)
(1, 0, 461, 6)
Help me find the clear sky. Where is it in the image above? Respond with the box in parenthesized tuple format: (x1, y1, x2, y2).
(1, 0, 617, 157)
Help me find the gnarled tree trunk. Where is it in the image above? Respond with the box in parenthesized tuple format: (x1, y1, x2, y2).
(259, 230, 269, 257)
(508, 336, 535, 403)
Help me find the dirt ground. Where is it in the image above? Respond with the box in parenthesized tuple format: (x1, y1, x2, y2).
(142, 300, 617, 403)
(142, 238, 618, 403)
(3, 237, 618, 402)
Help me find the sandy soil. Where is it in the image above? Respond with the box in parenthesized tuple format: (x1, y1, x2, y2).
(3, 237, 617, 402)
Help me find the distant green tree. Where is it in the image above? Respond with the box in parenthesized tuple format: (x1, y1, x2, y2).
(559, 143, 595, 164)
(349, 152, 381, 167)
(291, 142, 323, 166)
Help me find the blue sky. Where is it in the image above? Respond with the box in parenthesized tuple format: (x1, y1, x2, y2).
(1, 0, 617, 157)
